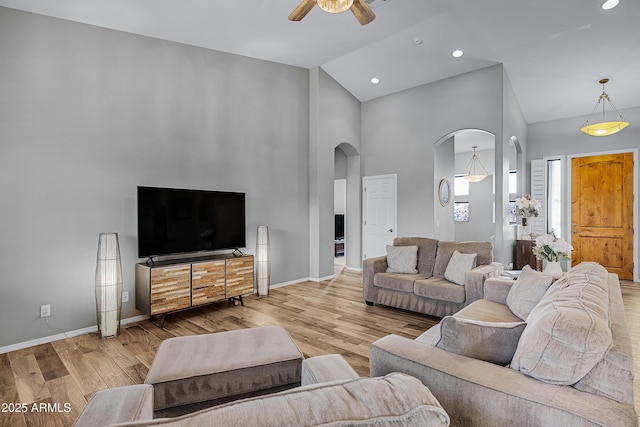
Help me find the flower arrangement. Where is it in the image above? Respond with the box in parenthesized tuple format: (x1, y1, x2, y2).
(516, 194, 541, 218)
(533, 231, 573, 262)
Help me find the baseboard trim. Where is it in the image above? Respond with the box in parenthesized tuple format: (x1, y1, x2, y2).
(0, 314, 150, 355)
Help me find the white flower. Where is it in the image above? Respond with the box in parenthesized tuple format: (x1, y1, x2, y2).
(535, 234, 554, 247)
(551, 239, 573, 254)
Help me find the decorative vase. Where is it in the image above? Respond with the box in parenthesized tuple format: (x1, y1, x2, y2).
(520, 217, 530, 239)
(544, 261, 563, 279)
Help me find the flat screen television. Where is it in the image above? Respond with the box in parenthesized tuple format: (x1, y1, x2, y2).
(137, 186, 246, 258)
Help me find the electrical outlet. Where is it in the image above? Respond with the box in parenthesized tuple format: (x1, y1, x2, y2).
(122, 291, 129, 303)
(40, 304, 50, 318)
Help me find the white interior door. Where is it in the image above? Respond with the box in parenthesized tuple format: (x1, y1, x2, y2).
(363, 174, 397, 259)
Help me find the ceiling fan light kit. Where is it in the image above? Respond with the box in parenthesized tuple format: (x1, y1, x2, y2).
(289, 0, 376, 25)
(580, 78, 629, 136)
(317, 0, 354, 13)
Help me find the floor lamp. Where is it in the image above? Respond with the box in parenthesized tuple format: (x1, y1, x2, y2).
(256, 226, 271, 297)
(95, 233, 123, 339)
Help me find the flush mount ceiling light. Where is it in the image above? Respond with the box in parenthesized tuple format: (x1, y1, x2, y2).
(289, 0, 376, 25)
(452, 49, 464, 58)
(370, 77, 380, 84)
(463, 146, 489, 182)
(580, 78, 629, 136)
(601, 0, 620, 10)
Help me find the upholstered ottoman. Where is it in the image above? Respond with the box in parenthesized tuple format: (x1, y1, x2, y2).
(145, 325, 303, 415)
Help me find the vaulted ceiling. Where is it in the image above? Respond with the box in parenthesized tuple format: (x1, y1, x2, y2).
(1, 0, 639, 125)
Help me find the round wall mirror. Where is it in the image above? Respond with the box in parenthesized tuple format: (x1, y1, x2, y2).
(439, 179, 451, 206)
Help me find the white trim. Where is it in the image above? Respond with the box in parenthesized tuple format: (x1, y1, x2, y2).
(566, 148, 638, 281)
(0, 314, 149, 355)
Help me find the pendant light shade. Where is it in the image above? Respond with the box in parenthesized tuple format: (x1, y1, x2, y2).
(95, 233, 123, 339)
(317, 0, 354, 13)
(462, 146, 489, 182)
(256, 226, 271, 297)
(580, 78, 629, 136)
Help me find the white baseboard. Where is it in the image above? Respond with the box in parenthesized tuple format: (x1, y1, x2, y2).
(0, 314, 150, 355)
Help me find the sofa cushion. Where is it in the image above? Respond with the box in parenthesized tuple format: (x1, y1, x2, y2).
(506, 265, 554, 320)
(454, 298, 523, 323)
(386, 245, 419, 274)
(433, 316, 526, 366)
(443, 250, 477, 285)
(393, 237, 439, 277)
(122, 373, 451, 427)
(375, 272, 424, 292)
(511, 262, 612, 385)
(433, 241, 493, 278)
(414, 276, 466, 303)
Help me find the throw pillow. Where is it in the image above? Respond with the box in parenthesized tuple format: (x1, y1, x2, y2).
(506, 265, 554, 321)
(385, 245, 419, 274)
(433, 316, 526, 366)
(443, 250, 477, 285)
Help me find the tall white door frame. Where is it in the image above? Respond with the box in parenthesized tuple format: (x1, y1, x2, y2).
(362, 174, 397, 260)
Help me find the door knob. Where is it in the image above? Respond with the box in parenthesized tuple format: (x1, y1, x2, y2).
(573, 230, 577, 234)
(388, 229, 393, 232)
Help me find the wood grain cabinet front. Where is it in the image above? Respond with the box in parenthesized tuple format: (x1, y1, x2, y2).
(135, 255, 254, 319)
(192, 260, 226, 306)
(226, 256, 254, 298)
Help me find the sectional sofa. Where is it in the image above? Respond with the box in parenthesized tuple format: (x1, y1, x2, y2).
(370, 262, 638, 426)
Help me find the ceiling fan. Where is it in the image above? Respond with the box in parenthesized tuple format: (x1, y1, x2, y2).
(288, 0, 376, 26)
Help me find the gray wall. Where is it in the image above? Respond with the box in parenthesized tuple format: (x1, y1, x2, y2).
(361, 64, 518, 261)
(309, 68, 361, 276)
(0, 8, 310, 348)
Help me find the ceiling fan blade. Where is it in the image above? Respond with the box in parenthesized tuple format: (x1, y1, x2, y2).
(288, 0, 317, 21)
(351, 0, 376, 25)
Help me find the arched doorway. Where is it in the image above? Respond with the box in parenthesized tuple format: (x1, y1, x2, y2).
(333, 142, 361, 272)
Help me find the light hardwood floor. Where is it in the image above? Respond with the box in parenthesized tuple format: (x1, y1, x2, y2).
(1, 268, 638, 427)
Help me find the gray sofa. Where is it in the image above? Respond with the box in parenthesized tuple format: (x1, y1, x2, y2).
(370, 262, 638, 426)
(74, 354, 450, 426)
(363, 237, 500, 317)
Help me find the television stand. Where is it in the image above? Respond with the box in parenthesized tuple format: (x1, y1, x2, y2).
(136, 254, 254, 324)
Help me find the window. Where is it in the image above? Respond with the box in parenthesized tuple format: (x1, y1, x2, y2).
(508, 200, 517, 224)
(547, 159, 562, 236)
(454, 202, 469, 222)
(454, 175, 469, 196)
(509, 170, 517, 194)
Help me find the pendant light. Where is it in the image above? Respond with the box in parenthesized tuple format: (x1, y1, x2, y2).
(580, 78, 629, 136)
(463, 146, 489, 182)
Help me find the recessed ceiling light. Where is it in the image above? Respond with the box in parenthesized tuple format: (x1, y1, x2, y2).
(370, 77, 380, 84)
(601, 0, 619, 10)
(452, 49, 464, 58)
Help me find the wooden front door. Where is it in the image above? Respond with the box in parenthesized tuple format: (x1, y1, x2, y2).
(571, 152, 634, 279)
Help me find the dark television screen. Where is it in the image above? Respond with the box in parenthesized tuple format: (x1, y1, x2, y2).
(137, 186, 246, 258)
(335, 214, 345, 240)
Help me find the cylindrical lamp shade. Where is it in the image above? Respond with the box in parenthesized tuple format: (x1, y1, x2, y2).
(256, 226, 271, 297)
(95, 233, 123, 339)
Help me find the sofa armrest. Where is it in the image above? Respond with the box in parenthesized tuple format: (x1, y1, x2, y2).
(301, 354, 359, 386)
(73, 384, 154, 427)
(484, 277, 516, 304)
(363, 256, 388, 304)
(463, 263, 502, 304)
(370, 335, 637, 427)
